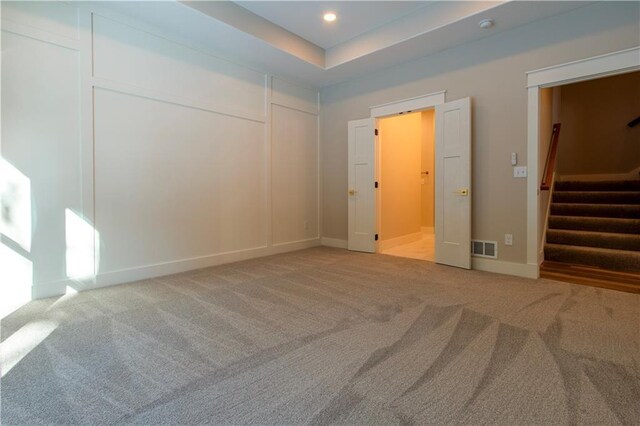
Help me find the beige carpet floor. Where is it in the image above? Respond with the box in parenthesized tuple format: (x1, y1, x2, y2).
(1, 247, 639, 425)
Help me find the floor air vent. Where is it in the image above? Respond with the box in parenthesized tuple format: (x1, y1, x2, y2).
(472, 240, 498, 259)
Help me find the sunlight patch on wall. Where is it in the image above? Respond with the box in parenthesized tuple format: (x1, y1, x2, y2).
(0, 157, 32, 252)
(65, 209, 99, 280)
(0, 242, 33, 320)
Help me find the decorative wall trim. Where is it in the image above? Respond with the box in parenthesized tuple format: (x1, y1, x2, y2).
(45, 239, 321, 298)
(271, 237, 320, 248)
(92, 77, 267, 124)
(1, 19, 80, 51)
(370, 91, 446, 118)
(472, 257, 539, 279)
(270, 76, 319, 115)
(270, 101, 319, 117)
(7, 3, 320, 302)
(527, 47, 640, 88)
(31, 278, 75, 300)
(321, 237, 348, 249)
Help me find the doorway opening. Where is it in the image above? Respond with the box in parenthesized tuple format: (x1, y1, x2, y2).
(527, 47, 640, 278)
(376, 110, 435, 262)
(348, 91, 472, 269)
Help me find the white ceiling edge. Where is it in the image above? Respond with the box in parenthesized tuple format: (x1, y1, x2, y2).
(319, 1, 595, 86)
(85, 1, 328, 87)
(86, 1, 595, 89)
(180, 1, 505, 69)
(326, 1, 503, 68)
(181, 0, 325, 68)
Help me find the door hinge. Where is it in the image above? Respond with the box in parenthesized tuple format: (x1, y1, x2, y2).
(374, 181, 378, 188)
(374, 129, 378, 136)
(375, 234, 379, 241)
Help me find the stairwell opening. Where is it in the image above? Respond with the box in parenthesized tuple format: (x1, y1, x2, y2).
(538, 71, 640, 290)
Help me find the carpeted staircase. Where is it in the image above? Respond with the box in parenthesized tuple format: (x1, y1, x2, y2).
(544, 179, 640, 273)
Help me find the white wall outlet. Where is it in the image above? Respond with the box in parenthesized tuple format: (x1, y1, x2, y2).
(513, 166, 527, 178)
(511, 152, 517, 165)
(504, 234, 513, 246)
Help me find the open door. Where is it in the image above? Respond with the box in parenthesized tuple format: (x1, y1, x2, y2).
(435, 98, 472, 269)
(347, 118, 376, 252)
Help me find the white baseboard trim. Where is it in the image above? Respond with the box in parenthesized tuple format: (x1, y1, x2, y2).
(31, 239, 321, 299)
(472, 257, 539, 279)
(379, 231, 422, 252)
(321, 237, 348, 249)
(31, 278, 74, 300)
(557, 167, 640, 182)
(421, 226, 434, 234)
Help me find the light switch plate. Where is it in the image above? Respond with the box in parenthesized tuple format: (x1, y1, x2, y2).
(511, 152, 517, 165)
(513, 166, 527, 178)
(505, 234, 513, 246)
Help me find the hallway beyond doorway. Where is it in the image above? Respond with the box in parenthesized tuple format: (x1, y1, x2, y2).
(381, 229, 434, 262)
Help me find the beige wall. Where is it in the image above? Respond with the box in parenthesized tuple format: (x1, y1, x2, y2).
(421, 110, 435, 230)
(556, 71, 640, 176)
(380, 113, 422, 241)
(320, 1, 639, 264)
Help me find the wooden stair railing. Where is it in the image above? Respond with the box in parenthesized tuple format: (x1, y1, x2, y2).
(627, 116, 640, 128)
(540, 123, 561, 191)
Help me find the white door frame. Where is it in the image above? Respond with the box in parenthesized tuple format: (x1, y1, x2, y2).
(369, 91, 447, 252)
(526, 46, 640, 276)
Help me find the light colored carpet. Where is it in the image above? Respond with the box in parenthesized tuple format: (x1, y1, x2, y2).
(1, 247, 639, 425)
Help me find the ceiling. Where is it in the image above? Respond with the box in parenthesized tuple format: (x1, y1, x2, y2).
(234, 1, 433, 49)
(96, 1, 594, 88)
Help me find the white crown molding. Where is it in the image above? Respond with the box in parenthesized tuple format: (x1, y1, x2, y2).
(527, 46, 640, 88)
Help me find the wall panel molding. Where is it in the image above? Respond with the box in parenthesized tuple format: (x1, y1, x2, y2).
(1, 20, 80, 50)
(95, 239, 320, 289)
(92, 77, 267, 123)
(2, 2, 320, 300)
(271, 76, 319, 115)
(92, 13, 267, 118)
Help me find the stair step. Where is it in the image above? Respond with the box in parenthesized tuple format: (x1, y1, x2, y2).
(550, 203, 640, 218)
(552, 191, 640, 204)
(540, 261, 640, 294)
(555, 180, 640, 191)
(548, 216, 640, 234)
(547, 229, 640, 251)
(544, 244, 640, 272)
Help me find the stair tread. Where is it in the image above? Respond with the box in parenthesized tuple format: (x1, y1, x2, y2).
(554, 190, 640, 194)
(540, 261, 640, 293)
(547, 229, 640, 238)
(551, 202, 640, 207)
(555, 180, 640, 191)
(545, 243, 640, 254)
(547, 229, 640, 251)
(544, 243, 640, 272)
(548, 215, 640, 234)
(549, 214, 640, 222)
(550, 203, 640, 219)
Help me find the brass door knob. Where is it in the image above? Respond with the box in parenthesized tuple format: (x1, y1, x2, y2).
(453, 188, 469, 196)
(348, 189, 357, 196)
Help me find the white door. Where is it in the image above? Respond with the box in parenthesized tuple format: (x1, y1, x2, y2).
(347, 118, 376, 252)
(435, 98, 472, 269)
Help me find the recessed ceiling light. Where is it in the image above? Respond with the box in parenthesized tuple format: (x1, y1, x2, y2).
(478, 19, 494, 29)
(323, 12, 337, 22)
